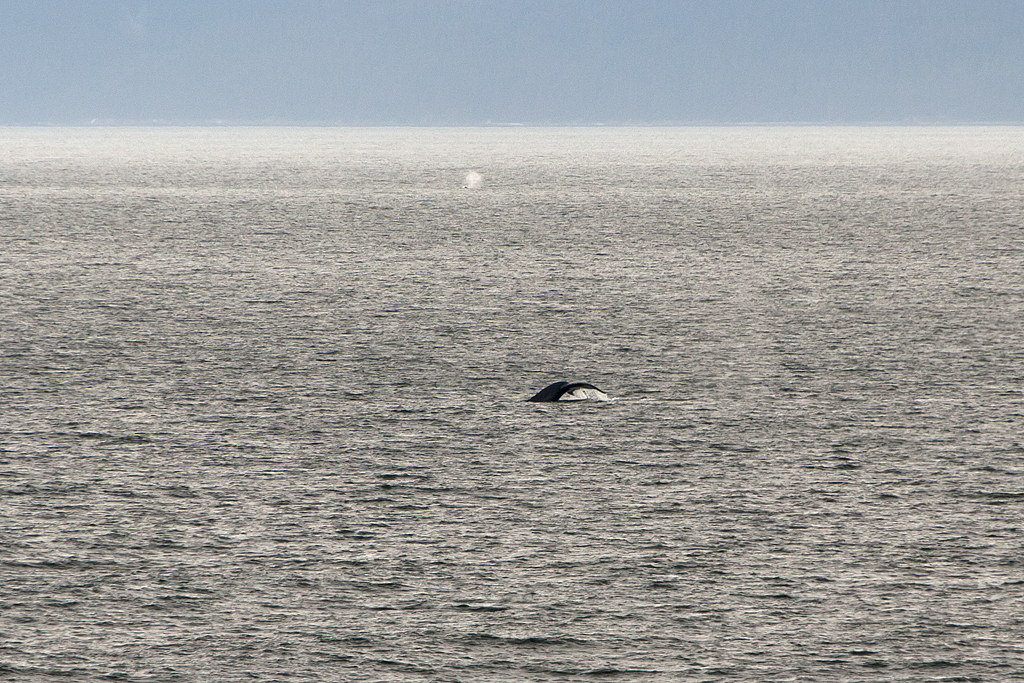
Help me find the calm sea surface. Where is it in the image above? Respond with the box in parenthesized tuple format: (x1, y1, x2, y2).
(2, 127, 1023, 682)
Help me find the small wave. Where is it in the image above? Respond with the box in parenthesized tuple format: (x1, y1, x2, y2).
(459, 633, 587, 646)
(373, 659, 436, 673)
(454, 603, 508, 612)
(709, 443, 760, 453)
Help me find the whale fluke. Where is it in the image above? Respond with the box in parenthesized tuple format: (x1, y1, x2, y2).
(527, 381, 609, 402)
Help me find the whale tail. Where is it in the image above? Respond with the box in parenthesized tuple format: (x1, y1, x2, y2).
(527, 381, 609, 402)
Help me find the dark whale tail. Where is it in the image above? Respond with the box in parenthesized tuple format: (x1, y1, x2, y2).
(527, 381, 609, 402)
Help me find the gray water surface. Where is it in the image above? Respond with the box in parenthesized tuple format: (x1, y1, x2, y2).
(2, 127, 1023, 681)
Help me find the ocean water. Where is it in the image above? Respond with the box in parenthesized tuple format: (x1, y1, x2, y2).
(1, 126, 1023, 682)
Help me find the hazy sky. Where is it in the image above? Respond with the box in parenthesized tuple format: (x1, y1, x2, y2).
(2, 0, 1023, 125)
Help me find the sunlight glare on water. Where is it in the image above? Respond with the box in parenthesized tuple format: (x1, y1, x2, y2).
(1, 126, 1023, 682)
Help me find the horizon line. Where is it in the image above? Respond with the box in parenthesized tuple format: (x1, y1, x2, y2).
(4, 120, 1024, 128)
